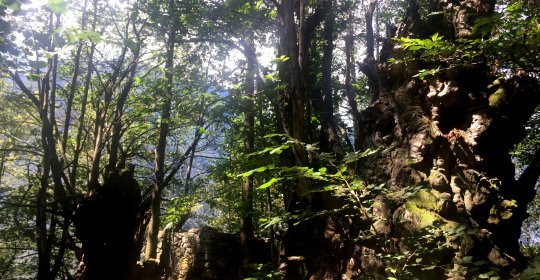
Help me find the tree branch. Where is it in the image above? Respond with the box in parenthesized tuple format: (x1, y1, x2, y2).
(517, 147, 540, 204)
(9, 73, 40, 108)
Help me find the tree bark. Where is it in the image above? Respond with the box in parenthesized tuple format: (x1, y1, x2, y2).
(105, 48, 140, 178)
(278, 0, 540, 279)
(353, 0, 540, 278)
(276, 1, 344, 279)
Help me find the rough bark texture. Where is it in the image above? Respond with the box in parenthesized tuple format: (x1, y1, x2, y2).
(356, 60, 540, 279)
(349, 1, 540, 278)
(278, 0, 540, 279)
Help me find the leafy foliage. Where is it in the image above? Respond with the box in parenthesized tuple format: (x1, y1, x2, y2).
(0, 0, 539, 278)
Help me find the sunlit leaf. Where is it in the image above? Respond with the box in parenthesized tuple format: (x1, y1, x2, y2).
(47, 0, 68, 14)
(259, 177, 279, 189)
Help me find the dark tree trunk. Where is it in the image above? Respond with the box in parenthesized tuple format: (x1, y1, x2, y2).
(105, 52, 139, 178)
(74, 168, 143, 280)
(275, 1, 348, 279)
(319, 0, 337, 154)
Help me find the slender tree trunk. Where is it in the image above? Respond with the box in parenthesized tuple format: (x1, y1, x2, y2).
(50, 221, 70, 279)
(106, 54, 139, 177)
(87, 46, 126, 189)
(184, 98, 205, 196)
(344, 32, 360, 151)
(281, 0, 304, 145)
(36, 163, 51, 280)
(276, 1, 340, 279)
(71, 42, 95, 190)
(240, 23, 256, 275)
(62, 0, 88, 151)
(364, 0, 376, 60)
(319, 0, 337, 154)
(71, 0, 98, 190)
(35, 12, 72, 279)
(146, 0, 176, 260)
(184, 149, 195, 195)
(0, 152, 5, 186)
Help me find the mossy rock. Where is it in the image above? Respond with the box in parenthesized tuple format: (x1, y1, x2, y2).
(404, 189, 442, 228)
(409, 189, 440, 211)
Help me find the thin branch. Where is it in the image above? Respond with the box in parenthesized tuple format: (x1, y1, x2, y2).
(9, 73, 40, 108)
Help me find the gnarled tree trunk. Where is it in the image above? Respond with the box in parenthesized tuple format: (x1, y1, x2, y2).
(355, 0, 540, 278)
(281, 0, 540, 279)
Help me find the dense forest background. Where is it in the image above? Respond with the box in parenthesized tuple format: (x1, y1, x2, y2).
(0, 0, 539, 279)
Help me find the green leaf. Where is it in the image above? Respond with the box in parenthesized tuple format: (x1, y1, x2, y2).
(262, 216, 281, 229)
(474, 260, 488, 266)
(123, 38, 139, 53)
(386, 267, 397, 274)
(240, 170, 256, 178)
(47, 0, 68, 14)
(472, 17, 494, 36)
(26, 73, 40, 81)
(270, 145, 288, 155)
(264, 73, 275, 81)
(413, 67, 441, 80)
(239, 164, 275, 177)
(259, 177, 279, 189)
(275, 55, 289, 62)
(84, 31, 101, 43)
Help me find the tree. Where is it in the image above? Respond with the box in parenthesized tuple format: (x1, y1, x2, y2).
(266, 0, 540, 278)
(0, 0, 219, 278)
(145, 0, 178, 262)
(356, 0, 540, 277)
